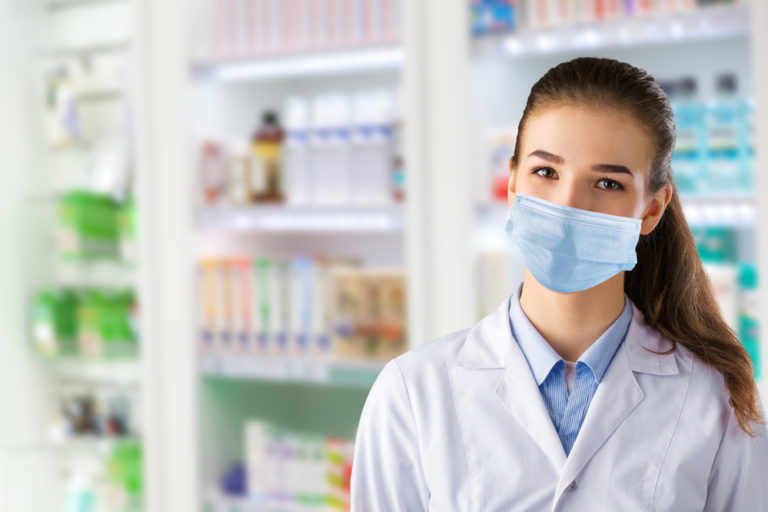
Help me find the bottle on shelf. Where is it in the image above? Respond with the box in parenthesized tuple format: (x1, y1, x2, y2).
(228, 140, 254, 207)
(310, 94, 351, 205)
(251, 257, 272, 355)
(243, 419, 354, 509)
(118, 195, 138, 264)
(199, 141, 229, 206)
(470, 0, 517, 35)
(63, 439, 142, 511)
(32, 286, 139, 360)
(57, 191, 122, 261)
(77, 288, 139, 359)
(349, 90, 395, 205)
(284, 97, 311, 205)
(391, 86, 406, 203)
(199, 87, 402, 210)
(44, 65, 80, 149)
(251, 111, 286, 203)
(485, 127, 517, 202)
(514, 0, 709, 31)
(211, 0, 402, 59)
(197, 256, 406, 363)
(32, 288, 79, 357)
(743, 93, 755, 184)
(670, 77, 706, 197)
(705, 73, 744, 196)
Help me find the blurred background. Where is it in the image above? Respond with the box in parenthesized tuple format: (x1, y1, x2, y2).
(0, 0, 766, 510)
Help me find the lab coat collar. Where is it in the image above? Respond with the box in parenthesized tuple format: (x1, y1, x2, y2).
(456, 292, 678, 377)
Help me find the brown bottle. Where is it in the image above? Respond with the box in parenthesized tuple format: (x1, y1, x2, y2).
(251, 111, 285, 203)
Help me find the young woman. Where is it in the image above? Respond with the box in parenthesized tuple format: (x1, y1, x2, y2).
(350, 57, 768, 511)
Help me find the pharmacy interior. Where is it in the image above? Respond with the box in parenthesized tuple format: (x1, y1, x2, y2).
(0, 0, 766, 511)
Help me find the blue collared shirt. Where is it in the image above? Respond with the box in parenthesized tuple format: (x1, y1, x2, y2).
(509, 283, 632, 456)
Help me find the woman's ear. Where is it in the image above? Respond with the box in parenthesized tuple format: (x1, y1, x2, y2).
(508, 156, 517, 208)
(640, 183, 673, 235)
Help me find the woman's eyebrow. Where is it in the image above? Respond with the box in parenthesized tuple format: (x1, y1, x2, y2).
(592, 164, 633, 176)
(527, 150, 563, 163)
(528, 150, 634, 177)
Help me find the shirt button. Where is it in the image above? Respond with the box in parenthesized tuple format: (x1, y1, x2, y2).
(568, 481, 578, 490)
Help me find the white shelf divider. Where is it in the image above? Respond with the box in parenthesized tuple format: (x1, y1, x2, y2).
(45, 357, 140, 387)
(195, 204, 404, 233)
(199, 353, 384, 388)
(192, 46, 403, 82)
(203, 492, 312, 512)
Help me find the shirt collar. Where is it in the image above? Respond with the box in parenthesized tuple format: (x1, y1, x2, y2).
(508, 282, 633, 386)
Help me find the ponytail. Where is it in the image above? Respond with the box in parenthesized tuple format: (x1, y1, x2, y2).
(626, 190, 764, 436)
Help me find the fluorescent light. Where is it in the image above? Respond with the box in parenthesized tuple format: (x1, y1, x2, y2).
(504, 37, 523, 55)
(535, 34, 556, 52)
(670, 21, 684, 39)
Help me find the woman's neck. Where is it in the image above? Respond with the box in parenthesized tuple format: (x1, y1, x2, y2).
(518, 269, 626, 361)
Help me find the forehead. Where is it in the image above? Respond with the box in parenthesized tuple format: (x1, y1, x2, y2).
(519, 104, 653, 172)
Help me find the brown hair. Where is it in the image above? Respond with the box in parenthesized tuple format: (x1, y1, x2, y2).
(511, 57, 763, 436)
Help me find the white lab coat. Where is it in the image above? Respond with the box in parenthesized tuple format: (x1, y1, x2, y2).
(350, 294, 768, 511)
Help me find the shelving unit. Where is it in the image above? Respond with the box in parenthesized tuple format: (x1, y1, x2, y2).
(0, 0, 145, 510)
(134, 1, 411, 509)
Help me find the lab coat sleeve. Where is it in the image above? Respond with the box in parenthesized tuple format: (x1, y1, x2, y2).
(350, 359, 430, 512)
(702, 406, 768, 511)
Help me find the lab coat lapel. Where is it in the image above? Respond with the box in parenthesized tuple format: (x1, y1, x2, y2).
(553, 336, 644, 500)
(552, 301, 678, 502)
(495, 349, 568, 471)
(456, 295, 567, 472)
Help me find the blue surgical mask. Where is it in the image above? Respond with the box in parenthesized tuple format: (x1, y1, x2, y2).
(504, 193, 642, 293)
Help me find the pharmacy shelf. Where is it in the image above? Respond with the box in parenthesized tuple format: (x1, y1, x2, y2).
(45, 357, 141, 385)
(680, 195, 756, 227)
(473, 3, 750, 58)
(195, 204, 405, 234)
(203, 492, 316, 512)
(47, 0, 127, 11)
(191, 46, 403, 82)
(476, 196, 756, 228)
(199, 353, 384, 388)
(55, 259, 137, 288)
(49, 435, 141, 454)
(35, 41, 131, 58)
(74, 87, 124, 103)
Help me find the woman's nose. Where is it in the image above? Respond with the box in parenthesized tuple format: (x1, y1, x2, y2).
(555, 181, 590, 211)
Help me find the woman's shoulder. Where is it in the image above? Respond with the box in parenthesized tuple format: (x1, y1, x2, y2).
(363, 326, 472, 422)
(389, 324, 473, 379)
(628, 300, 732, 409)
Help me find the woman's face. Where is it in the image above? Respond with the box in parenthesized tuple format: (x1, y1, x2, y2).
(508, 104, 671, 235)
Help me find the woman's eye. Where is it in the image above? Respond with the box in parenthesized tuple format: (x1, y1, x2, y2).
(597, 178, 624, 191)
(533, 167, 557, 179)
